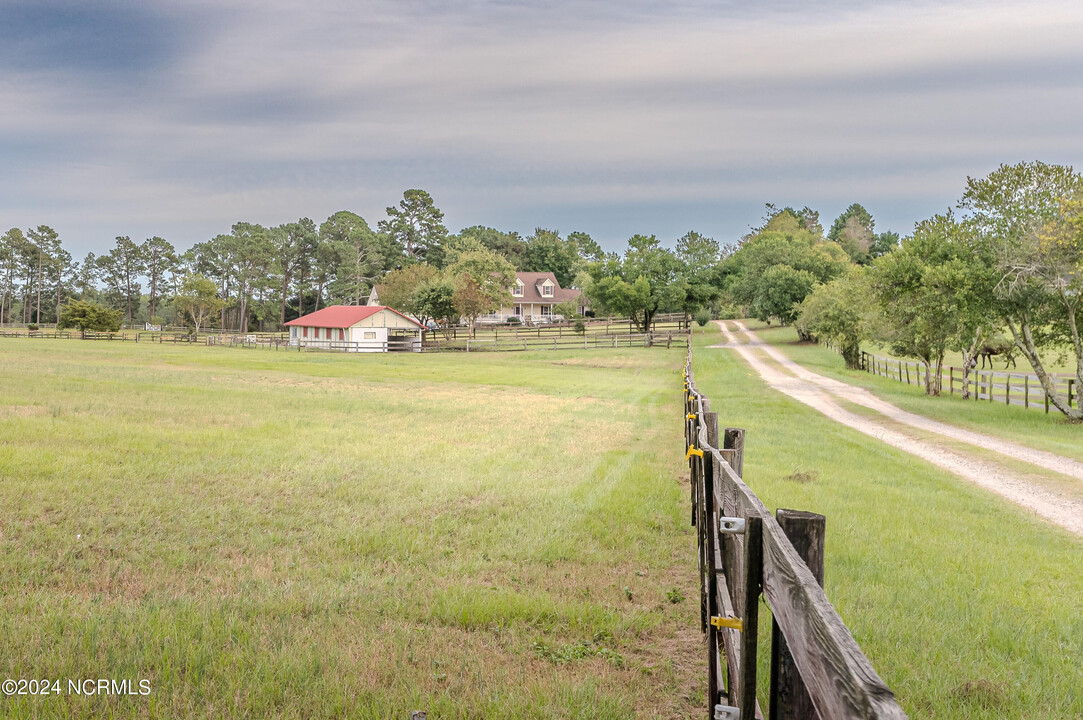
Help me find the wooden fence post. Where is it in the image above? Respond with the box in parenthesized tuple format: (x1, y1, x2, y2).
(769, 510, 826, 720)
(704, 411, 722, 713)
(1006, 375, 1011, 405)
(738, 515, 763, 716)
(723, 428, 745, 478)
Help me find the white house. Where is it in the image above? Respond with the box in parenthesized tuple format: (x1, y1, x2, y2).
(285, 305, 425, 352)
(492, 272, 585, 323)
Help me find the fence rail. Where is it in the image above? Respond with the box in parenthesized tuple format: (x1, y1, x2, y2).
(686, 339, 906, 719)
(430, 318, 690, 341)
(423, 331, 682, 352)
(860, 351, 1076, 413)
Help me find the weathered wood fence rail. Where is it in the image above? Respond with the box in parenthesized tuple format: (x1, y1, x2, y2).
(860, 351, 1076, 413)
(685, 339, 906, 719)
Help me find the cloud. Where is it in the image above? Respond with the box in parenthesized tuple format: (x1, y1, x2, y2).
(1, 0, 1082, 253)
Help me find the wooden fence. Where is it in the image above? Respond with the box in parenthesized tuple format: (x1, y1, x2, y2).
(860, 351, 1077, 414)
(686, 340, 906, 719)
(429, 318, 689, 341)
(0, 326, 684, 354)
(423, 331, 682, 352)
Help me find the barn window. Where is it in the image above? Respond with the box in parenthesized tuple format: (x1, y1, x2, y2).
(339, 329, 344, 340)
(364, 331, 376, 340)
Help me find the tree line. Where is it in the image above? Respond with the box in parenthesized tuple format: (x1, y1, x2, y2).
(764, 162, 1083, 421)
(0, 190, 607, 332)
(1, 187, 899, 340)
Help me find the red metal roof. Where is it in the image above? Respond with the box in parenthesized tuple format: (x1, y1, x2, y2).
(284, 305, 424, 329)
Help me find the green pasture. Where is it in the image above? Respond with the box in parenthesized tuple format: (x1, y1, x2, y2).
(692, 327, 1083, 718)
(0, 339, 697, 719)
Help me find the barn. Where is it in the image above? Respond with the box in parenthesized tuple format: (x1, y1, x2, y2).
(285, 305, 425, 352)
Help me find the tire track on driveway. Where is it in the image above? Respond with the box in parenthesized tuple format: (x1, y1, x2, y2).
(713, 320, 1083, 536)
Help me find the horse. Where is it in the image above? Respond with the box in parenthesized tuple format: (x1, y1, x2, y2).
(978, 340, 1017, 369)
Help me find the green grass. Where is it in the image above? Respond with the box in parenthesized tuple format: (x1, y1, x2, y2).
(751, 324, 1083, 463)
(0, 339, 698, 719)
(696, 324, 1083, 718)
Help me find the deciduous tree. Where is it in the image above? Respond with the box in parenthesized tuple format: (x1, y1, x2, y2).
(961, 161, 1083, 418)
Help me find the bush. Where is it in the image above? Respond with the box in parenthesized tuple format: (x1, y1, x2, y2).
(573, 320, 586, 334)
(714, 302, 740, 320)
(694, 309, 711, 327)
(26, 323, 39, 331)
(506, 316, 521, 325)
(57, 301, 122, 332)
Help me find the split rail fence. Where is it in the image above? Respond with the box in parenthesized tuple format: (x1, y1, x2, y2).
(685, 339, 906, 720)
(860, 351, 1076, 414)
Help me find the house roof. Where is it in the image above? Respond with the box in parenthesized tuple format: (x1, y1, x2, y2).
(284, 305, 425, 329)
(511, 272, 582, 305)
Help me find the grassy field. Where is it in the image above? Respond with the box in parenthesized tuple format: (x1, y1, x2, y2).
(691, 328, 1083, 718)
(0, 339, 698, 719)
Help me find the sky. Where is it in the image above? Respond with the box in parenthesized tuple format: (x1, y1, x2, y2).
(2, 0, 1083, 257)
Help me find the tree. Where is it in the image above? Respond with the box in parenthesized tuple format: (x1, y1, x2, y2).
(452, 275, 494, 330)
(568, 231, 605, 264)
(455, 226, 528, 268)
(751, 265, 816, 325)
(27, 225, 59, 324)
(960, 161, 1083, 418)
(58, 300, 122, 332)
(585, 235, 682, 330)
(74, 253, 98, 299)
(98, 236, 145, 324)
(142, 236, 177, 319)
(274, 218, 318, 324)
(448, 248, 516, 331)
(377, 264, 441, 316)
(321, 211, 384, 306)
(675, 230, 722, 319)
(0, 228, 29, 324)
(797, 271, 878, 369)
(675, 230, 720, 269)
(378, 189, 448, 264)
(828, 204, 876, 263)
(524, 228, 580, 287)
(175, 274, 224, 334)
(411, 278, 458, 335)
(869, 230, 900, 260)
(870, 213, 994, 396)
(724, 217, 851, 316)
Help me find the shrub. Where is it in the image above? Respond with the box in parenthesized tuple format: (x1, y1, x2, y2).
(573, 320, 586, 335)
(26, 323, 39, 331)
(694, 309, 711, 327)
(714, 302, 740, 320)
(57, 301, 122, 332)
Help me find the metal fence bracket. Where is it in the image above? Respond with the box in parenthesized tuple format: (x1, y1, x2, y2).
(711, 615, 744, 631)
(714, 705, 740, 720)
(718, 516, 746, 534)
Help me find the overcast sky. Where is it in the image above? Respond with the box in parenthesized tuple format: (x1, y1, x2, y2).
(3, 0, 1082, 256)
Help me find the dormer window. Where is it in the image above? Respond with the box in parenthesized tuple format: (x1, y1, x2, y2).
(540, 280, 554, 297)
(512, 280, 524, 297)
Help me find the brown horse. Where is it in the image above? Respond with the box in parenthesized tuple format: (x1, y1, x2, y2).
(978, 340, 1017, 369)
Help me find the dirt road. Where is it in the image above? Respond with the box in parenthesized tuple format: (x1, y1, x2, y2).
(713, 320, 1083, 536)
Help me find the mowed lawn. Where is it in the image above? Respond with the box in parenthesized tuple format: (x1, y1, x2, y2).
(0, 340, 699, 719)
(690, 329, 1083, 719)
